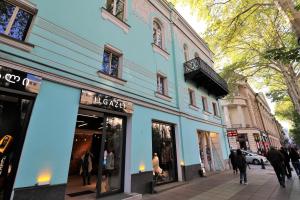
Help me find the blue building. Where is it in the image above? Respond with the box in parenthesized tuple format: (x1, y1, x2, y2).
(0, 0, 229, 199)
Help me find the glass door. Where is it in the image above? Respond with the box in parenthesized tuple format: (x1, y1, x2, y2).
(97, 116, 125, 197)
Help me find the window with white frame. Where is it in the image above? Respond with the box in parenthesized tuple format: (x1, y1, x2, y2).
(188, 89, 196, 106)
(183, 44, 189, 62)
(0, 1, 35, 41)
(101, 48, 121, 77)
(202, 96, 209, 112)
(153, 20, 162, 48)
(212, 102, 219, 116)
(106, 0, 125, 21)
(157, 74, 167, 95)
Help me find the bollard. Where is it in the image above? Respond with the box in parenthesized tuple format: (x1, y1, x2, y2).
(261, 159, 266, 169)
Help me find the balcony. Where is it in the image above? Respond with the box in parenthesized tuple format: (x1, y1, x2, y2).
(184, 57, 229, 98)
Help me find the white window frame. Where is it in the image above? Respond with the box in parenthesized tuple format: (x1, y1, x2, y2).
(107, 0, 126, 21)
(155, 72, 171, 101)
(98, 44, 126, 85)
(102, 0, 129, 33)
(153, 20, 163, 48)
(188, 89, 196, 106)
(212, 102, 219, 116)
(0, 0, 37, 51)
(202, 96, 209, 112)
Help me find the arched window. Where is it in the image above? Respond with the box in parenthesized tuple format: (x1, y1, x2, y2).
(194, 52, 199, 58)
(153, 20, 162, 48)
(183, 44, 189, 61)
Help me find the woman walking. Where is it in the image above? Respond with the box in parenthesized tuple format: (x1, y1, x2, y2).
(236, 149, 247, 185)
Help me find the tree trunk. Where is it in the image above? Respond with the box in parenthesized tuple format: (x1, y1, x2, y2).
(276, 0, 300, 39)
(280, 63, 300, 115)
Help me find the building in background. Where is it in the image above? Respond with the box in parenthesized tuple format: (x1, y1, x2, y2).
(0, 0, 229, 199)
(221, 81, 283, 154)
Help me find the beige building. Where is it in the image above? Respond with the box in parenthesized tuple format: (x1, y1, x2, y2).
(221, 81, 283, 153)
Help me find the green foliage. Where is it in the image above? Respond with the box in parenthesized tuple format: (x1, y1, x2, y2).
(275, 99, 294, 121)
(290, 111, 300, 145)
(169, 0, 299, 122)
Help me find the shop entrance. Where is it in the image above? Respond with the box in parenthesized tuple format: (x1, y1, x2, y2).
(152, 121, 177, 185)
(0, 91, 35, 200)
(65, 109, 126, 199)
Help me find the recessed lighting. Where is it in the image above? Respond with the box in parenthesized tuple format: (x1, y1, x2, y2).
(78, 123, 88, 127)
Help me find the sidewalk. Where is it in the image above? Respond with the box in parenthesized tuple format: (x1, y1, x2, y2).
(143, 165, 300, 200)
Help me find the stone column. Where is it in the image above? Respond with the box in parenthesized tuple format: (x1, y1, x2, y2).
(208, 132, 216, 171)
(246, 95, 257, 127)
(223, 106, 232, 128)
(237, 105, 246, 128)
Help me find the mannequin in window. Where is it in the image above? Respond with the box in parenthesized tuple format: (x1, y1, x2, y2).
(152, 153, 162, 175)
(0, 135, 13, 197)
(80, 150, 93, 186)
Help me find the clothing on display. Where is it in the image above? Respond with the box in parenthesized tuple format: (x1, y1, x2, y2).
(106, 152, 114, 170)
(80, 152, 93, 185)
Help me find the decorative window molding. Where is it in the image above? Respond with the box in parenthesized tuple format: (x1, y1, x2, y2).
(202, 96, 209, 112)
(212, 102, 219, 116)
(189, 104, 199, 111)
(0, 0, 37, 51)
(0, 33, 34, 52)
(98, 44, 126, 85)
(152, 43, 169, 60)
(97, 71, 127, 85)
(101, 7, 130, 33)
(156, 72, 171, 101)
(153, 20, 163, 48)
(188, 88, 196, 107)
(155, 92, 172, 102)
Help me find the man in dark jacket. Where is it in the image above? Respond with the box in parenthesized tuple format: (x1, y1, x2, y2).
(289, 147, 300, 178)
(267, 147, 286, 188)
(280, 147, 292, 179)
(236, 149, 247, 184)
(229, 150, 238, 174)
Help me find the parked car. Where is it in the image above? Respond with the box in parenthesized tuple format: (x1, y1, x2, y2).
(232, 149, 269, 165)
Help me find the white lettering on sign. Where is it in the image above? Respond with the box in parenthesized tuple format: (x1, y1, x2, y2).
(0, 73, 30, 87)
(94, 96, 126, 109)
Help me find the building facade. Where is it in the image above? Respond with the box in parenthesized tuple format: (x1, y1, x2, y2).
(221, 81, 283, 154)
(0, 0, 229, 200)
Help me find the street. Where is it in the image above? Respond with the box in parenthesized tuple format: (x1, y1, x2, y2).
(143, 165, 300, 200)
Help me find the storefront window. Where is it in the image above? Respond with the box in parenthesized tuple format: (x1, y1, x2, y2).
(152, 122, 177, 184)
(66, 110, 125, 198)
(99, 116, 123, 194)
(0, 93, 34, 200)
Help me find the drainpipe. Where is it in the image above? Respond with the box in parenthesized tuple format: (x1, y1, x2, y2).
(169, 3, 185, 180)
(255, 93, 269, 152)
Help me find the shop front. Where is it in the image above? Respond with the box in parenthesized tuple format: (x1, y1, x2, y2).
(152, 121, 177, 185)
(0, 66, 41, 200)
(65, 90, 133, 199)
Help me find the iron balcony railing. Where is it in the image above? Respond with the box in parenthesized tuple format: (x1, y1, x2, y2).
(184, 57, 229, 97)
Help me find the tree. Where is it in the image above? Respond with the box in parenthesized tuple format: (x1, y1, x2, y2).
(276, 0, 300, 41)
(290, 111, 300, 145)
(169, 0, 300, 116)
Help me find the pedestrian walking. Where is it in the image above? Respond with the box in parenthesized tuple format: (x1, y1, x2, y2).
(267, 147, 286, 188)
(229, 150, 238, 174)
(289, 147, 300, 179)
(280, 147, 292, 179)
(236, 149, 247, 184)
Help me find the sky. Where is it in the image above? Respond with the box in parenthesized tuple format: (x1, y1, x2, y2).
(175, 3, 291, 131)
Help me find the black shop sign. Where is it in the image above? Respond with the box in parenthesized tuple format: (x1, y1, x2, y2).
(0, 66, 42, 94)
